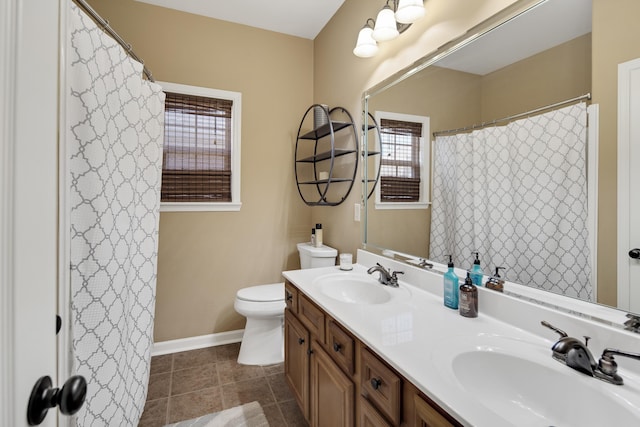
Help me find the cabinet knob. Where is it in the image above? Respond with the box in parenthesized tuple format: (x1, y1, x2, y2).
(298, 338, 305, 345)
(630, 248, 640, 259)
(370, 377, 382, 390)
(333, 342, 342, 352)
(286, 292, 293, 301)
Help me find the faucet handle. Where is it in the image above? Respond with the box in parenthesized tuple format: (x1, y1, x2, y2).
(541, 320, 568, 338)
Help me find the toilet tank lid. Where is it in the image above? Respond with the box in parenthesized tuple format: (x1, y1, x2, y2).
(237, 283, 284, 302)
(297, 242, 338, 257)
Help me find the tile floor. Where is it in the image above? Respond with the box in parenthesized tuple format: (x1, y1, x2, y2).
(138, 342, 307, 426)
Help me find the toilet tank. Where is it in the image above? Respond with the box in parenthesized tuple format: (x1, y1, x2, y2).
(297, 242, 338, 269)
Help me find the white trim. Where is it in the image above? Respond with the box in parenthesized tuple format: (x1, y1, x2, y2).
(0, 0, 18, 424)
(58, 2, 74, 409)
(374, 111, 431, 209)
(587, 104, 599, 303)
(617, 58, 640, 310)
(151, 329, 244, 356)
(374, 201, 431, 210)
(158, 81, 242, 212)
(161, 201, 242, 212)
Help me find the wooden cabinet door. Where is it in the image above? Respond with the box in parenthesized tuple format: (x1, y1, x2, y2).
(284, 310, 310, 420)
(310, 340, 354, 427)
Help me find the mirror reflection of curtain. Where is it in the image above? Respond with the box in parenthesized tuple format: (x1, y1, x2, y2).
(429, 103, 591, 299)
(68, 3, 166, 425)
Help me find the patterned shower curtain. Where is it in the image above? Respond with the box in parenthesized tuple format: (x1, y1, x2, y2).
(68, 3, 165, 426)
(429, 103, 591, 300)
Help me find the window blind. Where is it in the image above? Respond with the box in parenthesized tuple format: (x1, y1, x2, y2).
(380, 118, 422, 202)
(161, 92, 233, 202)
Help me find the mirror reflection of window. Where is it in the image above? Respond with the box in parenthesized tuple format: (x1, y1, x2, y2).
(374, 112, 430, 209)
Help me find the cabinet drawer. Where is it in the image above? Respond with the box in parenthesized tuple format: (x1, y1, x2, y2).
(360, 396, 392, 427)
(326, 319, 355, 375)
(285, 281, 297, 313)
(298, 293, 325, 341)
(361, 348, 402, 426)
(413, 392, 456, 427)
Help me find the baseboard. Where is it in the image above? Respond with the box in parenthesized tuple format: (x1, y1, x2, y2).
(152, 329, 244, 356)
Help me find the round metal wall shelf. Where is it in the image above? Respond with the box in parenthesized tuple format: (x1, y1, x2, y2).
(294, 105, 359, 206)
(363, 111, 382, 200)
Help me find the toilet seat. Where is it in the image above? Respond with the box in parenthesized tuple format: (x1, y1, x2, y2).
(236, 283, 284, 302)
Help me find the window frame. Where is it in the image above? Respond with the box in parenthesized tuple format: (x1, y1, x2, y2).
(158, 81, 242, 212)
(374, 111, 431, 210)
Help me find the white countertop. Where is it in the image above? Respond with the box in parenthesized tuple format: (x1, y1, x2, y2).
(282, 250, 640, 427)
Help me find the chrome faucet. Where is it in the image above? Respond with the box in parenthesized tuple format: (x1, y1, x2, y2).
(417, 258, 434, 269)
(367, 263, 403, 287)
(541, 321, 596, 376)
(541, 320, 640, 385)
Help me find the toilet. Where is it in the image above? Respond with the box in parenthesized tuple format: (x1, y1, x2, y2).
(234, 243, 337, 365)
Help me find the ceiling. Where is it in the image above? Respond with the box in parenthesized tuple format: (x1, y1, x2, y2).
(135, 0, 346, 39)
(436, 0, 592, 75)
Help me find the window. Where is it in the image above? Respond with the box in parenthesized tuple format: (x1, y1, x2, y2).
(159, 82, 241, 212)
(374, 112, 430, 209)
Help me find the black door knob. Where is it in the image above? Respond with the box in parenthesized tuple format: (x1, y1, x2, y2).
(630, 248, 640, 259)
(27, 375, 87, 425)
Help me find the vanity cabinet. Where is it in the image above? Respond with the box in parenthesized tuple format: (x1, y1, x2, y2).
(284, 281, 355, 426)
(284, 280, 462, 427)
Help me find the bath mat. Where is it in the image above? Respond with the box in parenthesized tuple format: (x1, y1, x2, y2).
(165, 401, 269, 427)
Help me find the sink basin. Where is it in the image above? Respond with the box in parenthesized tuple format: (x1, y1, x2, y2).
(433, 335, 640, 426)
(313, 272, 410, 305)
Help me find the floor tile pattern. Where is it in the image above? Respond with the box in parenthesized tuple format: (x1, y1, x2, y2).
(138, 343, 307, 426)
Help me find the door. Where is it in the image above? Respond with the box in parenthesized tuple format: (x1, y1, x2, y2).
(284, 310, 310, 420)
(309, 341, 354, 427)
(618, 58, 640, 312)
(1, 0, 61, 426)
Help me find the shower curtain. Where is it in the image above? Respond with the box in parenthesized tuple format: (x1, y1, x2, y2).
(68, 3, 165, 426)
(429, 103, 591, 300)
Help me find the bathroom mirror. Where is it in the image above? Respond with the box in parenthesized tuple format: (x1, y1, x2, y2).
(362, 0, 636, 315)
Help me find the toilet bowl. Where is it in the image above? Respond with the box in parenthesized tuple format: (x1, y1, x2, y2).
(234, 243, 337, 365)
(234, 283, 286, 366)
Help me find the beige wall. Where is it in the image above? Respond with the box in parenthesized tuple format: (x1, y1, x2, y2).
(592, 0, 640, 306)
(87, 0, 314, 341)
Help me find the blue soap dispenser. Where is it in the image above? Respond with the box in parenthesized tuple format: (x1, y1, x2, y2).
(443, 255, 459, 309)
(470, 251, 484, 287)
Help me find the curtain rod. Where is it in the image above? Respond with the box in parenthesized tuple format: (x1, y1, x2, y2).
(433, 93, 591, 137)
(72, 0, 155, 82)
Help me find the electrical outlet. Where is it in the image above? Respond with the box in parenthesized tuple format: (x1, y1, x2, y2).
(354, 203, 361, 222)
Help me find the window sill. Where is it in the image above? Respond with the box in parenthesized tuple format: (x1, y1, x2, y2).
(160, 202, 242, 212)
(374, 202, 431, 210)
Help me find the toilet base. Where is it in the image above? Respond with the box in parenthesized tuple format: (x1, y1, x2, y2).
(237, 315, 284, 365)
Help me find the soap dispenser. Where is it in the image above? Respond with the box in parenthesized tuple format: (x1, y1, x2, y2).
(443, 255, 459, 310)
(470, 251, 484, 286)
(459, 272, 478, 318)
(486, 267, 506, 292)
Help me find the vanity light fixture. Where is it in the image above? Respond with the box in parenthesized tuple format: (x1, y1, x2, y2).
(353, 0, 426, 58)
